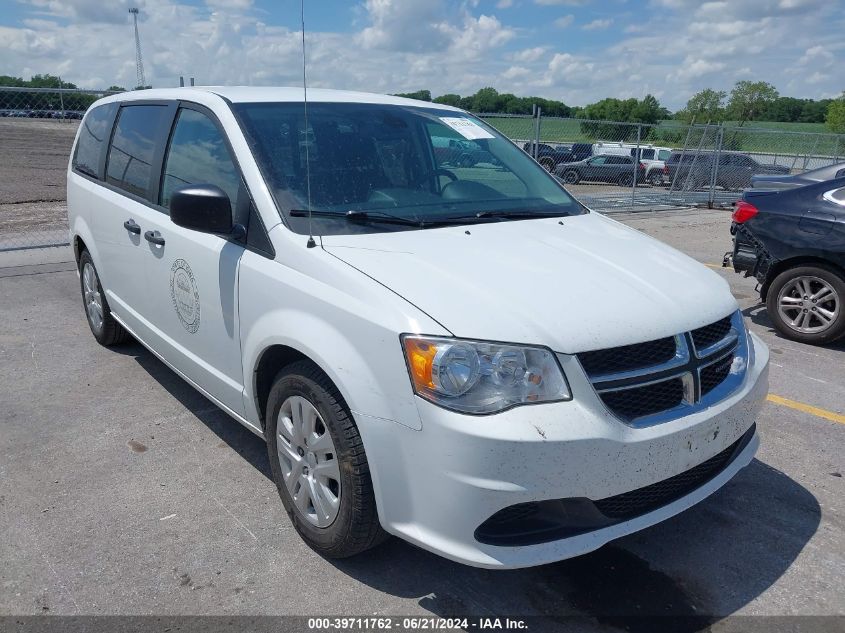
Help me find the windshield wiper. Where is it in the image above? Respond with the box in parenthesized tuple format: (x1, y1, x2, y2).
(289, 209, 424, 226)
(474, 210, 571, 220)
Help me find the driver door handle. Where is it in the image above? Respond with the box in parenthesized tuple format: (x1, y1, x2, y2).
(144, 230, 165, 246)
(123, 219, 141, 234)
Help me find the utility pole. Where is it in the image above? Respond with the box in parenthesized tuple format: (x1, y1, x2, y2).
(129, 8, 147, 89)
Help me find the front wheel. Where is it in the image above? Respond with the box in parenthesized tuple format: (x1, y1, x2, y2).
(266, 360, 387, 558)
(766, 265, 845, 345)
(539, 157, 555, 172)
(618, 173, 634, 187)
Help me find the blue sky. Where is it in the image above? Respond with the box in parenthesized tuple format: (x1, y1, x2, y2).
(0, 0, 842, 109)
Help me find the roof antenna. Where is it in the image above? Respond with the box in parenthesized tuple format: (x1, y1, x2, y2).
(301, 0, 316, 249)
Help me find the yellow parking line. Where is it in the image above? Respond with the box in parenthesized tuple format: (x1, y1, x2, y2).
(767, 394, 845, 425)
(703, 263, 725, 269)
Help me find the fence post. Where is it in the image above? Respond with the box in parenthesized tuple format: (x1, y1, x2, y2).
(708, 125, 723, 208)
(631, 124, 641, 205)
(533, 106, 542, 160)
(670, 123, 695, 193)
(58, 77, 66, 122)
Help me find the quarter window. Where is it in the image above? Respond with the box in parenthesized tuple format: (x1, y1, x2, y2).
(106, 105, 169, 199)
(160, 109, 240, 214)
(73, 102, 116, 178)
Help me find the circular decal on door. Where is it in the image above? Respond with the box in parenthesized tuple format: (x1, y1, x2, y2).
(170, 259, 200, 333)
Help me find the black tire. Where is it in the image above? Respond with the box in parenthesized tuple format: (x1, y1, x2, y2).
(78, 250, 130, 346)
(539, 157, 555, 172)
(647, 172, 663, 186)
(618, 173, 634, 187)
(265, 360, 387, 558)
(562, 170, 580, 184)
(765, 264, 845, 345)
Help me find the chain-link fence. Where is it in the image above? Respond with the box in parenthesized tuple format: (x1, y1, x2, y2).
(2, 86, 845, 251)
(477, 112, 845, 211)
(1, 87, 121, 252)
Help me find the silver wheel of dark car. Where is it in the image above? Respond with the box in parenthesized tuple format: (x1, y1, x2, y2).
(539, 157, 554, 172)
(766, 265, 845, 345)
(776, 276, 840, 335)
(563, 170, 579, 184)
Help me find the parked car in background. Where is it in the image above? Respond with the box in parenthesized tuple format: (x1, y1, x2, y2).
(750, 162, 845, 190)
(725, 177, 845, 344)
(666, 151, 790, 190)
(554, 154, 646, 186)
(433, 137, 500, 167)
(593, 142, 671, 185)
(523, 142, 591, 172)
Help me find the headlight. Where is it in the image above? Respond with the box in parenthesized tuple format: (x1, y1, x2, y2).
(401, 335, 571, 414)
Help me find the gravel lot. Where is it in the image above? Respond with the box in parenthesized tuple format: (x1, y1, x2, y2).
(0, 207, 842, 632)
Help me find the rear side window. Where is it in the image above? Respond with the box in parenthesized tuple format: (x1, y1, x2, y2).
(106, 105, 169, 199)
(640, 149, 655, 160)
(160, 108, 240, 213)
(72, 103, 116, 178)
(658, 149, 671, 161)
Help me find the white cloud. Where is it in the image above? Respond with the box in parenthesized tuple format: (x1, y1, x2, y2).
(496, 0, 514, 7)
(511, 46, 547, 63)
(554, 14, 574, 28)
(581, 18, 611, 30)
(0, 0, 842, 110)
(533, 0, 587, 5)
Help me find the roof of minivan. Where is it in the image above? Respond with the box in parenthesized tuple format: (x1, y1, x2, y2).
(99, 86, 463, 111)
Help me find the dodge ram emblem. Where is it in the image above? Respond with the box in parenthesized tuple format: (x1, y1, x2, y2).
(170, 259, 200, 333)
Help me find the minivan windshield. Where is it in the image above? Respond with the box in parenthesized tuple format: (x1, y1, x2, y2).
(232, 102, 586, 234)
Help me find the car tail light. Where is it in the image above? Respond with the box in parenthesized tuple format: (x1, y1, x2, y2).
(638, 162, 646, 170)
(663, 165, 669, 174)
(732, 200, 758, 223)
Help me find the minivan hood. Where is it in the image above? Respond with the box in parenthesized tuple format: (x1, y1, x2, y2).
(321, 213, 737, 353)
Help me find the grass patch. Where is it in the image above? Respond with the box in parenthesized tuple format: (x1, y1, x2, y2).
(480, 116, 844, 156)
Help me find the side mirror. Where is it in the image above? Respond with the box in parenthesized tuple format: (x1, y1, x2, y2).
(170, 184, 237, 236)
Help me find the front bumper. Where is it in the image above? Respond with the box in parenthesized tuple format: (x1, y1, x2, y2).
(362, 332, 769, 569)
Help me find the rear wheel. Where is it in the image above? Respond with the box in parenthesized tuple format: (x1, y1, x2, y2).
(562, 170, 580, 184)
(539, 157, 555, 172)
(265, 360, 387, 558)
(647, 172, 663, 186)
(766, 265, 845, 344)
(78, 250, 130, 346)
(618, 173, 634, 187)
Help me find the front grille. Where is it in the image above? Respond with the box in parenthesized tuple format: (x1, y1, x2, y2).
(594, 424, 753, 519)
(578, 337, 676, 377)
(692, 316, 731, 351)
(600, 379, 684, 419)
(577, 312, 745, 426)
(483, 502, 539, 526)
(700, 353, 734, 396)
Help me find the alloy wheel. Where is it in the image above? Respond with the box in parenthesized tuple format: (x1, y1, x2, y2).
(777, 275, 840, 334)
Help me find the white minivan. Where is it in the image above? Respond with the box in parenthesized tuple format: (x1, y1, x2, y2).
(68, 87, 769, 569)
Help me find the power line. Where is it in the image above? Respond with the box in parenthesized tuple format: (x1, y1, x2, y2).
(128, 8, 146, 89)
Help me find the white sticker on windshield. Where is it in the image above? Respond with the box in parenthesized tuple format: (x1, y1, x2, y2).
(439, 117, 495, 140)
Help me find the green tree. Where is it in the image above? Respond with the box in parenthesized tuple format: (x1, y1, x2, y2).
(677, 88, 726, 123)
(727, 80, 779, 125)
(107, 85, 126, 92)
(630, 94, 664, 124)
(394, 89, 431, 101)
(826, 93, 845, 134)
(471, 87, 500, 112)
(433, 93, 461, 107)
